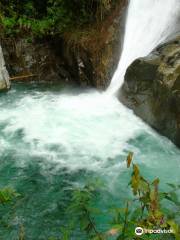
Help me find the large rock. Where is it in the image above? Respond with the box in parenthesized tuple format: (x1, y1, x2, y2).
(121, 35, 180, 147)
(0, 45, 10, 91)
(1, 39, 76, 86)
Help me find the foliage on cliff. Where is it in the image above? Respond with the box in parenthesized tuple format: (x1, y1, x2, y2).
(0, 0, 118, 37)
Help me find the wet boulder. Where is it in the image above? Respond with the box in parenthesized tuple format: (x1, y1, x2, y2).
(121, 35, 180, 147)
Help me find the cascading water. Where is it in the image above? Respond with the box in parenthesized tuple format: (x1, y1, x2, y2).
(0, 0, 180, 239)
(108, 0, 180, 93)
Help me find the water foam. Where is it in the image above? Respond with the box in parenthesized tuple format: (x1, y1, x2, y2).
(0, 0, 180, 175)
(0, 90, 147, 171)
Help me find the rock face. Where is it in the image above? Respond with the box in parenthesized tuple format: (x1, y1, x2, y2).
(70, 0, 127, 89)
(1, 39, 76, 86)
(0, 45, 10, 91)
(1, 0, 127, 89)
(121, 35, 180, 147)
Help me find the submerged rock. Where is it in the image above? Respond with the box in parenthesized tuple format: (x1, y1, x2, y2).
(121, 35, 180, 147)
(0, 45, 10, 91)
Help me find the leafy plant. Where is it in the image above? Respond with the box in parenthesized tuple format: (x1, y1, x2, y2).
(0, 187, 19, 205)
(0, 186, 21, 238)
(60, 153, 180, 240)
(0, 0, 117, 38)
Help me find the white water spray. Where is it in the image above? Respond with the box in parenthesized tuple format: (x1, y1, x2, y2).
(0, 0, 179, 175)
(108, 0, 180, 94)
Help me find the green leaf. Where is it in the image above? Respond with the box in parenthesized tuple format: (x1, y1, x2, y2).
(167, 220, 180, 240)
(0, 187, 19, 204)
(167, 183, 177, 189)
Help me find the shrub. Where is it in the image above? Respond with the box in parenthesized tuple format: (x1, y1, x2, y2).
(59, 153, 180, 240)
(0, 0, 117, 37)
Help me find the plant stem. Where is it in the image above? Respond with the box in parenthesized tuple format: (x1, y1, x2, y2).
(121, 201, 129, 239)
(85, 208, 103, 240)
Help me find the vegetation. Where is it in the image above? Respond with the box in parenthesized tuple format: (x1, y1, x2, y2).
(0, 154, 179, 239)
(0, 0, 117, 37)
(57, 153, 180, 240)
(0, 187, 18, 205)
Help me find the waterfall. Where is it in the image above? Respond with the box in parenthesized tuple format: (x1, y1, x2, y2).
(0, 2, 180, 236)
(0, 45, 10, 90)
(108, 0, 180, 94)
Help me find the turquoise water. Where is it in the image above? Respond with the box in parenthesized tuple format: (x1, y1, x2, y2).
(0, 83, 179, 239)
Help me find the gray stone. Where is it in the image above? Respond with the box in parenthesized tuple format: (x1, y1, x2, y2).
(0, 45, 10, 91)
(121, 35, 180, 147)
